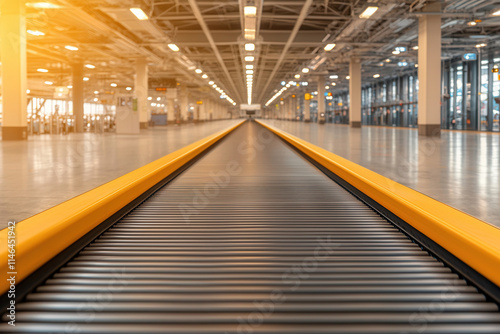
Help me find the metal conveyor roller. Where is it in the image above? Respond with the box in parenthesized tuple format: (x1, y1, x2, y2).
(2, 121, 500, 333)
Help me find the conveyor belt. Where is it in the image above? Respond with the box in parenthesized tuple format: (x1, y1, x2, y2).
(2, 121, 500, 333)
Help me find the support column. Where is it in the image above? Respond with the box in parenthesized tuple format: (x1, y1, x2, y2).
(207, 99, 213, 121)
(215, 102, 221, 120)
(283, 98, 288, 120)
(304, 93, 311, 122)
(317, 76, 326, 124)
(418, 2, 441, 136)
(199, 101, 205, 122)
(167, 97, 176, 125)
(179, 84, 188, 123)
(1, 0, 27, 140)
(135, 58, 149, 129)
(72, 62, 84, 133)
(291, 95, 297, 120)
(349, 57, 362, 128)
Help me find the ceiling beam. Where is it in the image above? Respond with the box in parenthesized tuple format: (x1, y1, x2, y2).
(187, 0, 243, 103)
(257, 0, 314, 103)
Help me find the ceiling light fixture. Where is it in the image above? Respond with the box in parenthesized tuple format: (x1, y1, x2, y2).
(65, 45, 78, 51)
(245, 56, 254, 62)
(324, 43, 336, 51)
(27, 30, 45, 36)
(26, 2, 61, 9)
(37, 68, 48, 73)
(245, 43, 255, 51)
(244, 6, 257, 17)
(359, 6, 378, 19)
(85, 64, 95, 69)
(130, 8, 149, 20)
(168, 44, 180, 52)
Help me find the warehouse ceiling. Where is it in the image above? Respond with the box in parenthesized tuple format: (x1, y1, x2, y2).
(3, 0, 500, 105)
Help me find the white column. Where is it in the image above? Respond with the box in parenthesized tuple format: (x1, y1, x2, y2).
(418, 2, 441, 136)
(291, 95, 297, 120)
(167, 97, 175, 124)
(135, 58, 149, 129)
(317, 76, 326, 123)
(198, 101, 205, 122)
(304, 94, 311, 122)
(287, 97, 292, 120)
(1, 0, 27, 140)
(349, 57, 362, 128)
(72, 62, 85, 133)
(215, 102, 221, 120)
(179, 84, 188, 123)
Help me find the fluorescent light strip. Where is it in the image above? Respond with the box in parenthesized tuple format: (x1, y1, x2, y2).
(130, 8, 149, 20)
(168, 44, 180, 52)
(245, 43, 255, 51)
(27, 30, 45, 36)
(324, 43, 336, 51)
(359, 6, 378, 19)
(244, 6, 257, 17)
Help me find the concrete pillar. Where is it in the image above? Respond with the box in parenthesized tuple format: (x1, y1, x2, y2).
(167, 98, 175, 124)
(286, 96, 292, 120)
(72, 62, 85, 133)
(304, 93, 311, 122)
(198, 101, 205, 122)
(292, 97, 296, 119)
(135, 58, 149, 129)
(349, 57, 362, 128)
(1, 0, 27, 140)
(317, 76, 326, 123)
(179, 84, 188, 123)
(205, 99, 210, 121)
(418, 2, 441, 136)
(215, 102, 221, 120)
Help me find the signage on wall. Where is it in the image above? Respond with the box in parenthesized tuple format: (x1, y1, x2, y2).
(463, 53, 477, 61)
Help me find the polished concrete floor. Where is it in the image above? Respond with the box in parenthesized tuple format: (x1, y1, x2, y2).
(0, 120, 240, 228)
(262, 120, 500, 228)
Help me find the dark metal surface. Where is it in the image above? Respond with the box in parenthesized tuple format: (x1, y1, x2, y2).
(2, 121, 500, 333)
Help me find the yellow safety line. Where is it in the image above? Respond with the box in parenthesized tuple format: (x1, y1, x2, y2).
(0, 121, 245, 294)
(256, 120, 500, 287)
